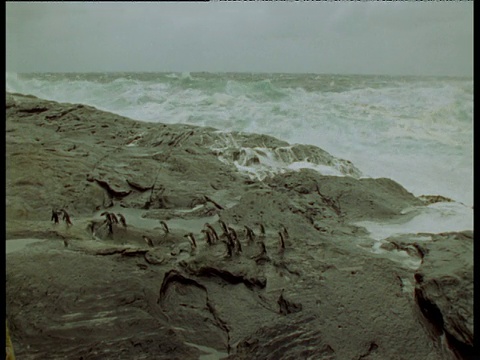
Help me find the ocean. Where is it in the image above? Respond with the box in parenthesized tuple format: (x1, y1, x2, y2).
(6, 72, 473, 232)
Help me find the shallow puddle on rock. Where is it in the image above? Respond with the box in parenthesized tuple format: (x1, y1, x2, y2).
(354, 202, 473, 241)
(94, 206, 219, 234)
(94, 207, 161, 230)
(166, 215, 219, 234)
(184, 342, 228, 360)
(353, 202, 473, 270)
(369, 240, 422, 270)
(6, 238, 45, 254)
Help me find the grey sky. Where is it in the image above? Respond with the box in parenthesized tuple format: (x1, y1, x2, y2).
(6, 1, 473, 76)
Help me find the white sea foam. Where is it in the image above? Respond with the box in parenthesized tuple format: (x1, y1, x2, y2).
(356, 201, 473, 269)
(227, 152, 346, 181)
(354, 202, 473, 241)
(209, 131, 359, 181)
(369, 241, 423, 270)
(6, 72, 473, 212)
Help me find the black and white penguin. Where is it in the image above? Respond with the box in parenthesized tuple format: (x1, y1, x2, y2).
(219, 220, 230, 237)
(184, 233, 197, 250)
(61, 209, 73, 226)
(257, 222, 266, 237)
(51, 209, 60, 224)
(143, 235, 154, 247)
(201, 229, 214, 245)
(160, 221, 169, 234)
(204, 223, 219, 242)
(278, 231, 286, 250)
(101, 212, 114, 234)
(228, 227, 242, 254)
(117, 213, 127, 227)
(244, 225, 256, 244)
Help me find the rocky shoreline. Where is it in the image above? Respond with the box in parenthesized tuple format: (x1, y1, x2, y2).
(6, 93, 474, 359)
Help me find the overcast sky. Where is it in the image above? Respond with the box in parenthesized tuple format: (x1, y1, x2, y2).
(6, 1, 473, 76)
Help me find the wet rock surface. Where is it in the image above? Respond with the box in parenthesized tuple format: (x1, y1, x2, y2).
(6, 93, 473, 359)
(413, 231, 474, 360)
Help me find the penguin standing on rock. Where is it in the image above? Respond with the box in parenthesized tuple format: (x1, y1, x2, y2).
(204, 223, 219, 243)
(109, 213, 119, 225)
(244, 225, 256, 244)
(201, 229, 214, 245)
(101, 212, 114, 234)
(51, 209, 60, 224)
(88, 221, 96, 234)
(252, 240, 269, 263)
(160, 221, 169, 234)
(259, 241, 267, 256)
(223, 238, 234, 258)
(117, 213, 127, 228)
(278, 231, 286, 251)
(228, 227, 242, 255)
(257, 222, 266, 237)
(227, 227, 237, 241)
(61, 209, 73, 226)
(219, 220, 230, 238)
(143, 235, 154, 248)
(184, 233, 197, 251)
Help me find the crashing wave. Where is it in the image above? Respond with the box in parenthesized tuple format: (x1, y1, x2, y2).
(209, 131, 362, 181)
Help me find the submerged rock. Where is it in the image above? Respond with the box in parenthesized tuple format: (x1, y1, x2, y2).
(418, 195, 456, 205)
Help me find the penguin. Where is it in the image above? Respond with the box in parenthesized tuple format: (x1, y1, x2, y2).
(61, 209, 73, 226)
(184, 233, 197, 250)
(143, 235, 154, 248)
(257, 222, 266, 237)
(204, 223, 219, 242)
(281, 225, 289, 239)
(228, 227, 242, 254)
(51, 209, 60, 224)
(101, 212, 114, 234)
(109, 213, 119, 224)
(278, 231, 286, 250)
(201, 229, 213, 245)
(117, 213, 127, 227)
(227, 227, 238, 241)
(219, 220, 229, 237)
(258, 240, 267, 256)
(244, 225, 256, 244)
(100, 211, 111, 223)
(252, 240, 268, 263)
(160, 221, 169, 234)
(88, 221, 95, 234)
(234, 237, 242, 254)
(222, 238, 234, 258)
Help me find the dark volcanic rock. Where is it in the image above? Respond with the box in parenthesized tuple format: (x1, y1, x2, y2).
(6, 244, 201, 360)
(267, 170, 423, 221)
(228, 316, 335, 360)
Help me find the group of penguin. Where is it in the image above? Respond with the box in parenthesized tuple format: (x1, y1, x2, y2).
(53, 209, 289, 258)
(147, 218, 289, 259)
